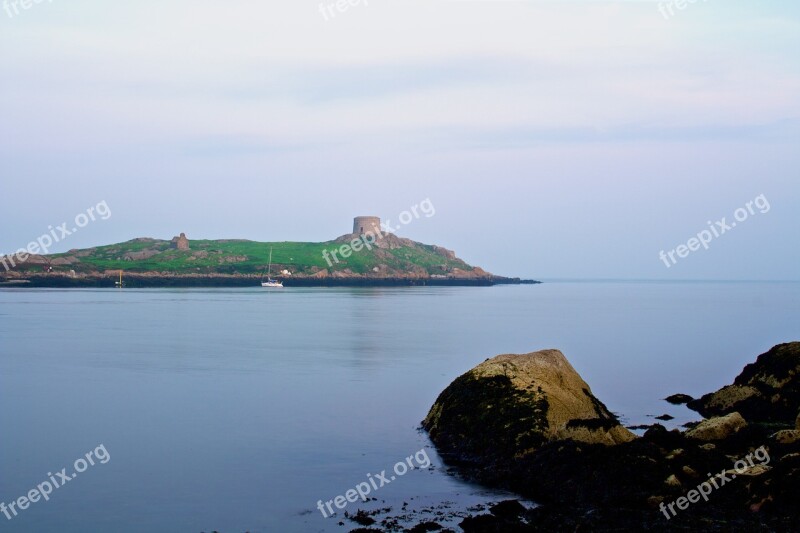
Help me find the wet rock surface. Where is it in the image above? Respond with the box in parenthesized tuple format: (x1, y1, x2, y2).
(408, 343, 800, 531)
(422, 349, 634, 467)
(688, 342, 800, 422)
(665, 394, 695, 405)
(685, 412, 747, 441)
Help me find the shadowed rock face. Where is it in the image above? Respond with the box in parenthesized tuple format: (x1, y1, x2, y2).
(422, 349, 634, 465)
(688, 342, 800, 422)
(413, 343, 800, 532)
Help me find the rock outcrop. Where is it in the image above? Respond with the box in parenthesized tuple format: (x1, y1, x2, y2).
(685, 412, 747, 441)
(688, 342, 800, 423)
(770, 429, 800, 445)
(418, 342, 800, 531)
(422, 350, 634, 465)
(123, 248, 161, 261)
(664, 393, 694, 405)
(432, 245, 456, 260)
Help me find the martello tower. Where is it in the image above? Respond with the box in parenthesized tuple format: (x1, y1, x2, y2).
(352, 216, 381, 235)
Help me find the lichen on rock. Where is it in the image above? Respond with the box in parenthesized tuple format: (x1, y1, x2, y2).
(685, 412, 747, 441)
(688, 342, 800, 422)
(422, 349, 634, 464)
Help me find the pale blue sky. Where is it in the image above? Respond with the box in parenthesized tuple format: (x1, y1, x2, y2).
(1, 0, 798, 280)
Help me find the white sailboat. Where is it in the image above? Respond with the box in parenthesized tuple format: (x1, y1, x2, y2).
(261, 247, 284, 288)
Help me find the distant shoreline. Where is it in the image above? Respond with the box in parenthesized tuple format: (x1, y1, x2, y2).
(0, 274, 541, 288)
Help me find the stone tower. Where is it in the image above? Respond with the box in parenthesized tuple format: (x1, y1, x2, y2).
(171, 233, 190, 251)
(352, 216, 381, 235)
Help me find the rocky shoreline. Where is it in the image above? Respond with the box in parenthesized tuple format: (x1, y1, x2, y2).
(0, 273, 540, 288)
(347, 342, 800, 532)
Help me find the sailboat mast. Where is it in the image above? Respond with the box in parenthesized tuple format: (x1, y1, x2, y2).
(259, 246, 283, 288)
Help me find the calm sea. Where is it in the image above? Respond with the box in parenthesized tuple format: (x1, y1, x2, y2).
(1, 282, 798, 532)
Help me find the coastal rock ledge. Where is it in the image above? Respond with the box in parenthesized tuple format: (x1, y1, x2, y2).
(422, 349, 634, 465)
(415, 342, 800, 531)
(688, 342, 800, 423)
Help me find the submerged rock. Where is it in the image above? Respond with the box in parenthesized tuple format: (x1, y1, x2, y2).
(405, 522, 444, 532)
(664, 393, 694, 405)
(688, 342, 800, 423)
(422, 349, 634, 464)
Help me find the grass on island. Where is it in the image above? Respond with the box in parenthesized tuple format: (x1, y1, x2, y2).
(49, 238, 473, 276)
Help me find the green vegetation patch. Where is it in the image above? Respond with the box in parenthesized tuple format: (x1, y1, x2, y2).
(49, 237, 476, 276)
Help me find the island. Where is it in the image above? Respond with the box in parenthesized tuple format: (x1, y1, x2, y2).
(0, 216, 539, 288)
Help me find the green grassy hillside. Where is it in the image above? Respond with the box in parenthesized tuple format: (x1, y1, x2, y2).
(44, 235, 481, 278)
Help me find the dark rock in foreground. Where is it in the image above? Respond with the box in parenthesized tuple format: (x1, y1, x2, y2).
(422, 342, 800, 531)
(685, 411, 747, 441)
(422, 350, 634, 467)
(688, 342, 800, 423)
